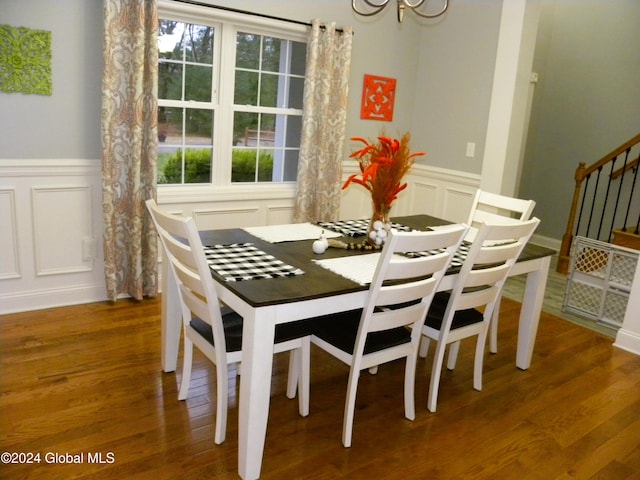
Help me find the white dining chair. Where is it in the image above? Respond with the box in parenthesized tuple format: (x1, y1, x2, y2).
(146, 199, 313, 444)
(310, 224, 468, 447)
(419, 218, 540, 413)
(465, 189, 536, 354)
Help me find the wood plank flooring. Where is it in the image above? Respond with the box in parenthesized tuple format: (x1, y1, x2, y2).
(1, 296, 639, 479)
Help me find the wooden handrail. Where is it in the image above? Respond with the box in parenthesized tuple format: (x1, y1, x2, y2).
(578, 133, 640, 181)
(611, 157, 639, 180)
(557, 132, 640, 274)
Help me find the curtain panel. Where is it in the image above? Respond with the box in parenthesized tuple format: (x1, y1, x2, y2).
(293, 20, 353, 223)
(102, 0, 159, 302)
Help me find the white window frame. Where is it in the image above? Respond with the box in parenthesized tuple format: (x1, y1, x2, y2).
(157, 0, 307, 204)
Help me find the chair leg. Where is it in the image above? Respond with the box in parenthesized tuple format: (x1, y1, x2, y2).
(213, 359, 230, 445)
(489, 295, 501, 354)
(342, 368, 361, 448)
(404, 353, 417, 421)
(473, 331, 487, 392)
(418, 336, 430, 358)
(178, 336, 193, 401)
(446, 341, 460, 370)
(427, 341, 447, 413)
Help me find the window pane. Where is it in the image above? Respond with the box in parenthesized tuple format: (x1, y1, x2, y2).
(283, 150, 299, 182)
(185, 148, 212, 183)
(259, 73, 278, 107)
(288, 76, 304, 109)
(236, 32, 260, 70)
(159, 148, 184, 184)
(257, 149, 274, 182)
(290, 40, 306, 76)
(285, 115, 301, 147)
(185, 64, 212, 102)
(158, 61, 183, 100)
(233, 112, 259, 146)
(261, 113, 276, 133)
(234, 70, 258, 105)
(158, 21, 185, 60)
(261, 37, 281, 73)
(185, 108, 213, 146)
(158, 106, 183, 144)
(232, 148, 257, 182)
(184, 24, 214, 64)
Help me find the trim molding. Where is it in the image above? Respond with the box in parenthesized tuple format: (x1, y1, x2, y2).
(614, 328, 640, 356)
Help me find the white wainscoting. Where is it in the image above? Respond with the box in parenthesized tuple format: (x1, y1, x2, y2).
(0, 159, 105, 314)
(0, 160, 481, 314)
(339, 161, 481, 222)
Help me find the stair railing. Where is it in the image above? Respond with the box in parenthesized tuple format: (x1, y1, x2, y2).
(557, 132, 640, 274)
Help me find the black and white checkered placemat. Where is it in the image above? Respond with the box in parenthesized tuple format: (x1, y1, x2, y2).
(318, 219, 414, 237)
(204, 243, 304, 282)
(404, 241, 471, 268)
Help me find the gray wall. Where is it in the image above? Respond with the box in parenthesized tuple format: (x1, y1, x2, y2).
(519, 0, 640, 239)
(411, 0, 502, 174)
(0, 0, 103, 159)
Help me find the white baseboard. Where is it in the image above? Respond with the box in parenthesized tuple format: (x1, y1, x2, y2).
(614, 328, 640, 356)
(530, 233, 561, 252)
(0, 284, 108, 314)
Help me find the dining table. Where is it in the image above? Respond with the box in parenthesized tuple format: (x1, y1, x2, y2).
(158, 214, 555, 480)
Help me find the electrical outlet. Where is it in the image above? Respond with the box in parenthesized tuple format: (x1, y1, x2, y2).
(466, 142, 475, 158)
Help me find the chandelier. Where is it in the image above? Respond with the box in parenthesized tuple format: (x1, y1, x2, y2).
(351, 0, 449, 22)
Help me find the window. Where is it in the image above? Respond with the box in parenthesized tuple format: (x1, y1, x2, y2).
(157, 5, 307, 188)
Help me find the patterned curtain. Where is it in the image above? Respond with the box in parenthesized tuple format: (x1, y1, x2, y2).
(102, 0, 158, 302)
(293, 20, 353, 223)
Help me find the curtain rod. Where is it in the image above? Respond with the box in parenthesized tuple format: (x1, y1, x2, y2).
(171, 0, 348, 33)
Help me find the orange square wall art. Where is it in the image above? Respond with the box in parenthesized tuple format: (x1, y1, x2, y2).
(360, 74, 396, 122)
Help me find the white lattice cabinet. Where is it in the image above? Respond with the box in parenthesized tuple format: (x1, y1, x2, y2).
(563, 236, 639, 328)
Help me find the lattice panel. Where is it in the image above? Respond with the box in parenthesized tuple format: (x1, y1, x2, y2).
(602, 289, 629, 327)
(563, 236, 638, 329)
(564, 281, 602, 320)
(610, 252, 637, 287)
(572, 243, 608, 278)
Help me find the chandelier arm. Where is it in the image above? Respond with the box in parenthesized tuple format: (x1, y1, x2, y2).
(409, 0, 449, 19)
(352, 0, 391, 17)
(401, 0, 427, 7)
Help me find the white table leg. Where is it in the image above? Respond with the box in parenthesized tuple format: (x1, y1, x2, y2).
(238, 308, 276, 480)
(161, 256, 181, 373)
(516, 255, 550, 370)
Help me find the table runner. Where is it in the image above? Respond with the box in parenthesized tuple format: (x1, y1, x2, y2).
(243, 223, 341, 243)
(313, 242, 472, 285)
(317, 219, 413, 237)
(313, 253, 381, 285)
(204, 243, 304, 281)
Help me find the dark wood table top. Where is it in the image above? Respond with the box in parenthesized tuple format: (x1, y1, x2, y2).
(199, 214, 556, 308)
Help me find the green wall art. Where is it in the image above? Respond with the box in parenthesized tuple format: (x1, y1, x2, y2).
(0, 24, 52, 95)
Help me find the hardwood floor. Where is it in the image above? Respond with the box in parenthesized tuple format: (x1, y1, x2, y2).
(2, 296, 640, 479)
